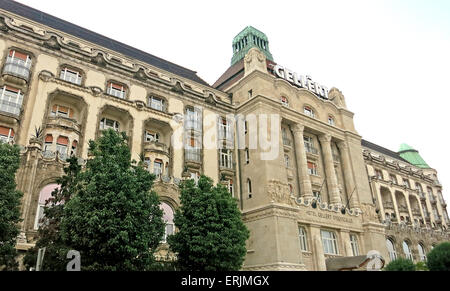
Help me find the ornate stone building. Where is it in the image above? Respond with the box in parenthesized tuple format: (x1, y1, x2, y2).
(0, 1, 447, 270)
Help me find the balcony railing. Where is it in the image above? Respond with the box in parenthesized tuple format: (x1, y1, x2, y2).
(185, 119, 202, 131)
(332, 154, 340, 162)
(3, 57, 31, 80)
(283, 138, 292, 147)
(218, 130, 233, 141)
(185, 148, 201, 162)
(305, 144, 318, 154)
(383, 202, 394, 209)
(0, 90, 23, 116)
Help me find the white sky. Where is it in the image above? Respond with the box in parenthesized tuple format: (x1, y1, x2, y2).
(16, 0, 450, 203)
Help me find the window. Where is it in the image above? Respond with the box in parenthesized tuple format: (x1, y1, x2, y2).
(148, 96, 165, 111)
(145, 131, 160, 142)
(427, 187, 435, 202)
(0, 85, 24, 116)
(390, 174, 397, 184)
(56, 136, 68, 157)
(304, 106, 315, 118)
(159, 202, 174, 243)
(226, 179, 234, 196)
(185, 134, 201, 162)
(244, 121, 248, 135)
(375, 169, 383, 180)
(220, 149, 233, 169)
(44, 134, 53, 152)
(107, 82, 126, 99)
(402, 241, 413, 260)
(59, 67, 82, 85)
(418, 244, 426, 262)
(284, 154, 290, 168)
(307, 162, 318, 176)
(4, 50, 32, 80)
(350, 234, 360, 256)
(402, 178, 410, 188)
(328, 116, 335, 126)
(281, 96, 289, 107)
(154, 159, 163, 178)
(304, 136, 316, 154)
(0, 126, 14, 144)
(190, 172, 200, 184)
(50, 104, 74, 119)
(299, 227, 308, 251)
(313, 191, 321, 202)
(185, 107, 201, 130)
(245, 148, 250, 164)
(219, 117, 232, 140)
(247, 179, 252, 198)
(34, 184, 60, 230)
(100, 118, 120, 131)
(71, 140, 78, 156)
(386, 239, 397, 261)
(321, 230, 338, 255)
(248, 90, 252, 99)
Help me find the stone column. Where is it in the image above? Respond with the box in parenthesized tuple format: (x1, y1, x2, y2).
(390, 189, 401, 223)
(319, 134, 341, 206)
(291, 124, 313, 199)
(337, 141, 359, 208)
(375, 185, 386, 222)
(405, 192, 414, 224)
(310, 226, 326, 271)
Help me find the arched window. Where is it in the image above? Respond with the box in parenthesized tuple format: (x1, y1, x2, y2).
(402, 241, 413, 260)
(34, 184, 60, 230)
(280, 96, 289, 107)
(60, 67, 82, 85)
(148, 95, 166, 112)
(303, 106, 315, 118)
(386, 238, 397, 261)
(107, 81, 126, 99)
(418, 243, 426, 262)
(298, 226, 308, 251)
(247, 179, 252, 198)
(328, 116, 335, 126)
(159, 202, 174, 243)
(350, 234, 360, 256)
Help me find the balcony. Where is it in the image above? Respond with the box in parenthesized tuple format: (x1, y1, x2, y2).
(3, 56, 31, 83)
(143, 141, 169, 156)
(398, 205, 408, 213)
(412, 209, 421, 217)
(383, 201, 394, 210)
(0, 90, 23, 117)
(218, 130, 233, 142)
(42, 150, 69, 161)
(283, 138, 292, 147)
(46, 116, 81, 133)
(332, 153, 340, 163)
(185, 148, 201, 163)
(185, 119, 202, 131)
(305, 144, 318, 155)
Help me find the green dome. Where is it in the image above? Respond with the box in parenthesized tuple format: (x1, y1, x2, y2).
(231, 26, 273, 65)
(398, 143, 430, 169)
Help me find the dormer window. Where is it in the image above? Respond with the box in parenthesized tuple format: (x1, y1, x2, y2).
(281, 96, 289, 107)
(100, 118, 120, 131)
(0, 86, 24, 116)
(148, 96, 165, 111)
(60, 67, 82, 85)
(107, 82, 126, 99)
(304, 106, 315, 118)
(4, 50, 32, 80)
(50, 104, 74, 119)
(0, 126, 14, 144)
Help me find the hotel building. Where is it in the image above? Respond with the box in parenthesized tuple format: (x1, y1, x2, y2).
(0, 0, 448, 270)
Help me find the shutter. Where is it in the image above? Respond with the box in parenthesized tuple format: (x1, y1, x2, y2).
(155, 159, 163, 163)
(110, 82, 124, 91)
(69, 108, 74, 118)
(307, 162, 314, 169)
(5, 86, 19, 93)
(58, 106, 69, 114)
(0, 126, 10, 136)
(52, 105, 58, 113)
(10, 50, 28, 61)
(56, 136, 68, 145)
(45, 134, 53, 143)
(9, 128, 14, 137)
(72, 140, 78, 148)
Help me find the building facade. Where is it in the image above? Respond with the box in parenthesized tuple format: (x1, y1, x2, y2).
(0, 1, 448, 271)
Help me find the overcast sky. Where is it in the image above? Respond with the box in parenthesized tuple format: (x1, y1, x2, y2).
(17, 0, 450, 202)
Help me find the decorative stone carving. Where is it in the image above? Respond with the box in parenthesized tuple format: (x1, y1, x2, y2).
(244, 47, 267, 77)
(267, 179, 295, 206)
(135, 100, 145, 110)
(360, 203, 380, 223)
(38, 70, 54, 82)
(91, 52, 107, 67)
(134, 67, 147, 82)
(170, 82, 184, 95)
(43, 35, 61, 50)
(205, 93, 216, 106)
(0, 16, 9, 32)
(89, 86, 103, 96)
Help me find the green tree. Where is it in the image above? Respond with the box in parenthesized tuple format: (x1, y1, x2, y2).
(0, 143, 23, 270)
(168, 175, 249, 271)
(24, 156, 81, 271)
(426, 242, 450, 271)
(384, 258, 416, 271)
(415, 261, 429, 271)
(59, 129, 165, 271)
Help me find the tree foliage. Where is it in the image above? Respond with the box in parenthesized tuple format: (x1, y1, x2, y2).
(0, 143, 23, 270)
(24, 156, 81, 271)
(59, 129, 165, 271)
(168, 175, 249, 271)
(426, 242, 450, 271)
(383, 258, 416, 271)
